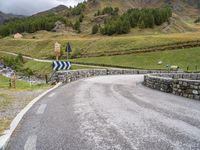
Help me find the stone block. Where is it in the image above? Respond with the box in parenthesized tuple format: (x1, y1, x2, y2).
(193, 90, 199, 95)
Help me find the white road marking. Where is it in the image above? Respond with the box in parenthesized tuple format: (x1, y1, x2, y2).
(48, 92, 55, 98)
(24, 135, 37, 150)
(36, 104, 47, 115)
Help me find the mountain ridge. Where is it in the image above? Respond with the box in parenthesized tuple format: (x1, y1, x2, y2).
(0, 11, 25, 24)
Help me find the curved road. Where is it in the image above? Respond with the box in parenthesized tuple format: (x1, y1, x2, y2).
(6, 75, 200, 150)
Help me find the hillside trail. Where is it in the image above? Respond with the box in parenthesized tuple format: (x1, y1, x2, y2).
(0, 51, 118, 69)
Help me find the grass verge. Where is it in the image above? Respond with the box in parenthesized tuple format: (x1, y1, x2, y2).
(72, 47, 200, 72)
(0, 32, 200, 59)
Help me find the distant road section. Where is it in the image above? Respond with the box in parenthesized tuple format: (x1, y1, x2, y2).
(6, 75, 200, 150)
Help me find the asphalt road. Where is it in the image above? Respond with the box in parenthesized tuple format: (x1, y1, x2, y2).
(6, 75, 200, 150)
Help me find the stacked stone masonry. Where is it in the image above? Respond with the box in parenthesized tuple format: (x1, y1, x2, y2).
(51, 69, 171, 84)
(51, 69, 199, 100)
(144, 73, 200, 100)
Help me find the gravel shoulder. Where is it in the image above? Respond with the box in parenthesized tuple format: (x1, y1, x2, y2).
(0, 88, 48, 135)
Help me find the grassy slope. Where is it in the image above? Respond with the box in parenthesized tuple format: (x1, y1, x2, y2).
(77, 0, 199, 34)
(0, 52, 98, 79)
(72, 47, 200, 72)
(0, 31, 200, 59)
(23, 61, 52, 78)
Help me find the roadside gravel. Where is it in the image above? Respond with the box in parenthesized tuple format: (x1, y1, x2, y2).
(0, 89, 47, 135)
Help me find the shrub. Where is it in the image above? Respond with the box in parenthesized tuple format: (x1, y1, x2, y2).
(92, 24, 99, 34)
(194, 17, 200, 23)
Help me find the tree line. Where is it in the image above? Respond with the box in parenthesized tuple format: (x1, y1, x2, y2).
(92, 6, 172, 35)
(71, 2, 86, 16)
(0, 14, 67, 37)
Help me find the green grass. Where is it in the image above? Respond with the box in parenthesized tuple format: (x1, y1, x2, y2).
(72, 47, 200, 72)
(1, 31, 200, 59)
(23, 61, 52, 78)
(0, 75, 48, 90)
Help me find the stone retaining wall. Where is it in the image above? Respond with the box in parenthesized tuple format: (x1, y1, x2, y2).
(144, 74, 200, 100)
(51, 69, 169, 84)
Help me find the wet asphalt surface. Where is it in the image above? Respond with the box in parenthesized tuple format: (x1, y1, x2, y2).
(6, 75, 200, 150)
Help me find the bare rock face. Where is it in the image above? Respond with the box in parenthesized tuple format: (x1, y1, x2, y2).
(52, 21, 66, 32)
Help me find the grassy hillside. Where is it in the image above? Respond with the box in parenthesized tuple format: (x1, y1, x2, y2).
(0, 1, 199, 73)
(0, 52, 100, 79)
(72, 47, 200, 72)
(1, 31, 200, 59)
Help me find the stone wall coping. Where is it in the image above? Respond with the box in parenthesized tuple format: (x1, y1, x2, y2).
(57, 69, 106, 73)
(176, 78, 200, 83)
(146, 73, 200, 81)
(146, 74, 173, 80)
(146, 74, 200, 82)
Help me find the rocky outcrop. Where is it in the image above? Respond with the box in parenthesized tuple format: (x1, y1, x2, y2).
(52, 21, 66, 32)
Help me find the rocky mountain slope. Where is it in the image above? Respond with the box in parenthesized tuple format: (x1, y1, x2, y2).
(0, 0, 200, 36)
(0, 12, 12, 24)
(0, 11, 24, 24)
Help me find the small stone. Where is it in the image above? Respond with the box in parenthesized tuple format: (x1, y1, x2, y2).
(183, 82, 188, 86)
(193, 90, 198, 95)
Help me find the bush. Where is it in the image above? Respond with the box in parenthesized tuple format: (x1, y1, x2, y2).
(194, 17, 200, 23)
(73, 20, 81, 33)
(1, 55, 34, 76)
(92, 24, 99, 34)
(79, 14, 84, 22)
(16, 53, 24, 64)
